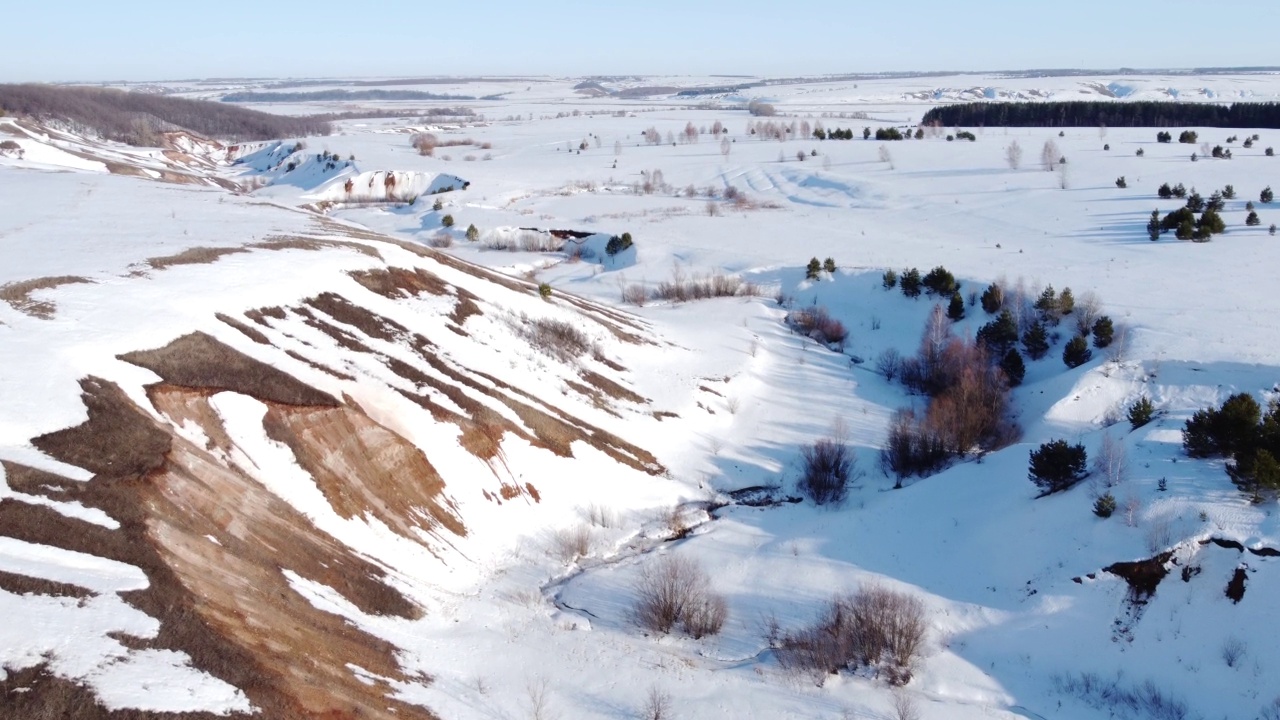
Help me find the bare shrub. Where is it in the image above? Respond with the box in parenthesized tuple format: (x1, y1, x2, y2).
(525, 677, 558, 720)
(621, 283, 648, 307)
(633, 556, 727, 638)
(582, 504, 619, 529)
(1053, 672, 1189, 720)
(513, 315, 597, 363)
(787, 306, 848, 349)
(877, 348, 903, 381)
(412, 132, 438, 156)
(774, 584, 926, 686)
(427, 232, 453, 248)
(1221, 636, 1246, 667)
(550, 524, 592, 563)
(638, 686, 673, 720)
(799, 437, 856, 505)
(892, 691, 921, 720)
(653, 267, 754, 303)
(880, 408, 951, 485)
(1145, 517, 1173, 553)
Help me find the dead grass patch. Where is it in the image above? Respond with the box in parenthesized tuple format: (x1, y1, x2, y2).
(349, 267, 449, 299)
(581, 370, 645, 404)
(305, 292, 408, 343)
(119, 332, 339, 407)
(215, 312, 269, 344)
(0, 275, 92, 318)
(0, 569, 94, 600)
(147, 246, 248, 270)
(250, 235, 382, 259)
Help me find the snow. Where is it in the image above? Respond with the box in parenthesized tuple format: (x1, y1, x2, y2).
(3, 70, 1280, 718)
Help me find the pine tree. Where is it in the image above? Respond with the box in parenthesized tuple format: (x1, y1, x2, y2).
(1185, 191, 1204, 213)
(1157, 182, 1173, 199)
(1247, 211, 1262, 226)
(946, 292, 965, 321)
(1022, 320, 1050, 360)
(1063, 335, 1092, 368)
(882, 269, 897, 289)
(806, 257, 822, 280)
(1263, 186, 1274, 204)
(823, 257, 837, 274)
(1028, 439, 1088, 494)
(1147, 209, 1162, 241)
(1223, 184, 1236, 199)
(1058, 287, 1075, 316)
(1128, 396, 1155, 429)
(980, 282, 1004, 314)
(1034, 285, 1060, 324)
(900, 268, 922, 297)
(1000, 348, 1026, 387)
(465, 224, 479, 241)
(1092, 316, 1114, 348)
(1198, 208, 1225, 235)
(977, 310, 1019, 354)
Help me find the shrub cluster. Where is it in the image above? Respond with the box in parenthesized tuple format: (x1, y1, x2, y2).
(773, 585, 927, 686)
(633, 556, 727, 639)
(799, 437, 856, 505)
(787, 306, 848, 349)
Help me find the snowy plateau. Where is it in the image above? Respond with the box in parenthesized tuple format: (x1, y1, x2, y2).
(2, 71, 1280, 720)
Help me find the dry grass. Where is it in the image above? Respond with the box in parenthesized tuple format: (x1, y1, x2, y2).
(512, 315, 597, 363)
(147, 245, 248, 270)
(348, 266, 449, 299)
(549, 524, 594, 563)
(118, 331, 340, 407)
(0, 275, 92, 318)
(215, 312, 270, 344)
(579, 370, 645, 404)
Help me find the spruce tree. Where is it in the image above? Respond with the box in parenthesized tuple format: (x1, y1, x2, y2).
(977, 309, 1019, 354)
(1092, 316, 1114, 348)
(806, 257, 822, 280)
(980, 282, 1004, 314)
(900, 268, 922, 297)
(1094, 493, 1117, 518)
(1063, 335, 1092, 368)
(1263, 186, 1274, 204)
(947, 292, 965, 321)
(1128, 396, 1155, 429)
(882, 269, 897, 289)
(1022, 320, 1050, 360)
(1000, 348, 1026, 387)
(1147, 209, 1161, 241)
(1058, 287, 1075, 316)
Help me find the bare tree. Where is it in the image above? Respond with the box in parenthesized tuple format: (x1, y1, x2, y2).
(1093, 429, 1128, 490)
(639, 686, 673, 720)
(892, 691, 921, 720)
(1005, 139, 1023, 170)
(1058, 162, 1069, 190)
(711, 119, 724, 136)
(633, 556, 727, 637)
(879, 144, 894, 169)
(683, 121, 698, 144)
(1041, 139, 1061, 171)
(1073, 291, 1102, 336)
(720, 137, 731, 158)
(525, 678, 558, 720)
(800, 119, 812, 139)
(614, 139, 622, 156)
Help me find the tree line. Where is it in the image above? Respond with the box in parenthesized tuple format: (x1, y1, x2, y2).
(921, 101, 1280, 129)
(0, 84, 331, 146)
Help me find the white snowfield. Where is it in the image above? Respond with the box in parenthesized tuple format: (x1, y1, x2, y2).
(1, 70, 1279, 719)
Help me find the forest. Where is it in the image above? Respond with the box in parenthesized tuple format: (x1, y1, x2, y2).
(921, 101, 1280, 129)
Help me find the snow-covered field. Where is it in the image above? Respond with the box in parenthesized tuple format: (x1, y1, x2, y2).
(2, 71, 1280, 719)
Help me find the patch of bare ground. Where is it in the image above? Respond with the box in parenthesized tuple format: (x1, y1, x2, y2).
(146, 246, 248, 271)
(449, 287, 483, 327)
(285, 349, 356, 381)
(118, 331, 339, 407)
(349, 267, 449, 299)
(0, 662, 235, 720)
(249, 235, 382, 260)
(580, 370, 646, 404)
(214, 312, 269, 344)
(304, 292, 409, 343)
(19, 377, 439, 719)
(0, 569, 94, 600)
(261, 396, 465, 540)
(243, 305, 286, 326)
(0, 275, 92, 318)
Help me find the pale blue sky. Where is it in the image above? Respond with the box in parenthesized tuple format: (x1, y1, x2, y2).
(8, 0, 1278, 82)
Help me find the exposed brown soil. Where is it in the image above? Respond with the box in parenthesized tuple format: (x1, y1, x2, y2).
(0, 275, 92, 318)
(119, 332, 339, 407)
(1104, 551, 1174, 602)
(16, 376, 441, 720)
(1225, 567, 1248, 603)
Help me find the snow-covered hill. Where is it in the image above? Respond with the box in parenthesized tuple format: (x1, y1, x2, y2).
(3, 73, 1280, 720)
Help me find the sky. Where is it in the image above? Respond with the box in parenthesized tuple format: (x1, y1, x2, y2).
(7, 0, 1279, 83)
